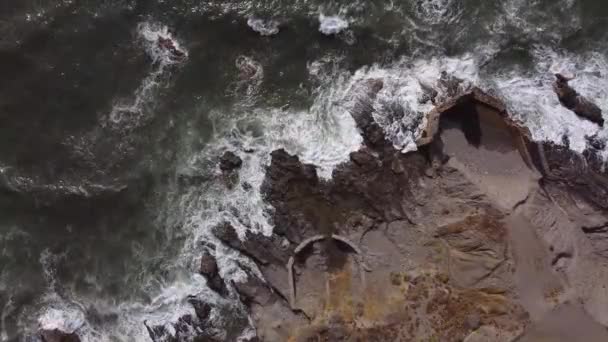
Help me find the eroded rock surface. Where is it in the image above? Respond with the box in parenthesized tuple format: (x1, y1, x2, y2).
(228, 86, 608, 341)
(84, 81, 608, 341)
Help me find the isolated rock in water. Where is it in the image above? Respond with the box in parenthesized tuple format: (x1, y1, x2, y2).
(318, 14, 349, 35)
(553, 73, 604, 126)
(157, 36, 187, 62)
(247, 17, 280, 36)
(199, 251, 228, 296)
(40, 329, 81, 342)
(219, 151, 242, 172)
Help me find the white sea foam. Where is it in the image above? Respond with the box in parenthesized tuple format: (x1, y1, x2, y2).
(106, 22, 187, 131)
(318, 14, 349, 35)
(246, 17, 279, 36)
(414, 0, 462, 25)
(230, 55, 264, 109)
(494, 0, 581, 41)
(490, 46, 607, 153)
(38, 307, 85, 333)
(315, 54, 480, 152)
(36, 251, 88, 338)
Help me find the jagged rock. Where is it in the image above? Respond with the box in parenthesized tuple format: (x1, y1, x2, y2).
(260, 149, 323, 242)
(553, 73, 604, 126)
(349, 149, 379, 169)
(586, 134, 606, 150)
(438, 70, 465, 100)
(534, 142, 608, 210)
(349, 78, 391, 149)
(219, 151, 243, 172)
(199, 251, 228, 296)
(212, 221, 289, 265)
(233, 266, 309, 342)
(233, 272, 274, 307)
(144, 298, 239, 342)
(189, 298, 212, 321)
(40, 329, 80, 342)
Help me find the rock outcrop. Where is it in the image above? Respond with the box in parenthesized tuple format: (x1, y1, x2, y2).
(219, 151, 243, 189)
(553, 73, 604, 126)
(199, 251, 229, 296)
(115, 79, 608, 341)
(229, 84, 608, 341)
(40, 329, 81, 342)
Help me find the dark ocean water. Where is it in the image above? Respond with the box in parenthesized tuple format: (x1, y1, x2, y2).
(1, 1, 608, 340)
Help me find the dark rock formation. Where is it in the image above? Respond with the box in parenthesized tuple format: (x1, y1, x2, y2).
(349, 78, 391, 149)
(219, 151, 243, 189)
(219, 151, 243, 172)
(40, 329, 81, 342)
(553, 73, 604, 126)
(212, 221, 289, 266)
(259, 149, 324, 243)
(199, 251, 228, 296)
(143, 297, 251, 342)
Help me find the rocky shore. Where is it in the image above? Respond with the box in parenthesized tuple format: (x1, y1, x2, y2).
(41, 80, 608, 341)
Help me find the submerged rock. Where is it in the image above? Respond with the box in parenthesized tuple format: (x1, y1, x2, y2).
(219, 151, 243, 172)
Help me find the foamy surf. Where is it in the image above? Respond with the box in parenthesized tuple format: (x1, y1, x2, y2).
(414, 0, 463, 25)
(318, 14, 349, 35)
(38, 307, 85, 335)
(106, 22, 187, 131)
(246, 17, 280, 36)
(317, 54, 480, 153)
(491, 45, 607, 153)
